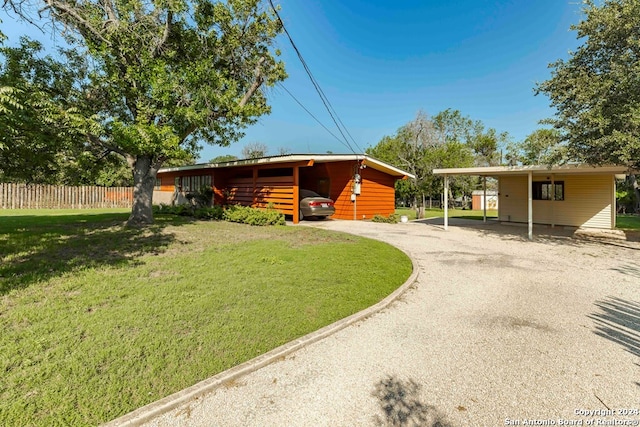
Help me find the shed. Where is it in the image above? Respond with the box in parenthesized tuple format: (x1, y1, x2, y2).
(471, 190, 498, 211)
(155, 154, 414, 223)
(433, 164, 631, 239)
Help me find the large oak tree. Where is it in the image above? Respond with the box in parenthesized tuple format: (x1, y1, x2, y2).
(537, 0, 640, 210)
(366, 110, 479, 216)
(537, 0, 640, 170)
(3, 0, 286, 225)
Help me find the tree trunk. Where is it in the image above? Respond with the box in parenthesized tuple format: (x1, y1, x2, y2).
(127, 155, 158, 226)
(631, 174, 640, 213)
(417, 193, 425, 219)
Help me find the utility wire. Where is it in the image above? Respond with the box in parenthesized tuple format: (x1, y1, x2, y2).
(277, 83, 350, 150)
(269, 0, 363, 154)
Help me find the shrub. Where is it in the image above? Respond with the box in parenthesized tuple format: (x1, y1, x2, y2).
(186, 186, 214, 208)
(371, 213, 399, 223)
(222, 205, 285, 226)
(154, 203, 284, 226)
(153, 203, 193, 216)
(153, 203, 223, 220)
(194, 206, 224, 220)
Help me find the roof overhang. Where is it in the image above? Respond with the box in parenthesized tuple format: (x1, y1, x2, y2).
(433, 164, 633, 177)
(159, 154, 415, 179)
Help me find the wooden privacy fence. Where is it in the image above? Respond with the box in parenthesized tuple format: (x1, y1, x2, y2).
(0, 183, 133, 209)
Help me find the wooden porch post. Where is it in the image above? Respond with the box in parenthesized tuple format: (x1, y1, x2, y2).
(252, 167, 258, 207)
(293, 166, 299, 224)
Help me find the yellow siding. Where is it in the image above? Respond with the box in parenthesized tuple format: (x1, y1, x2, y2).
(498, 176, 528, 222)
(498, 174, 614, 229)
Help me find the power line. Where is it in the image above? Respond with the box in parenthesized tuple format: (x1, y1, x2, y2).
(268, 0, 363, 154)
(277, 83, 353, 151)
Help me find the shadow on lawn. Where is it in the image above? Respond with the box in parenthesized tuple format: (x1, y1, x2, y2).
(372, 376, 453, 427)
(589, 297, 640, 361)
(0, 213, 186, 295)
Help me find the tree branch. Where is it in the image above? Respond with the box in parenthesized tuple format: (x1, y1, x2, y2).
(239, 57, 266, 108)
(152, 10, 172, 57)
(179, 123, 198, 144)
(86, 134, 128, 159)
(102, 0, 118, 27)
(178, 58, 268, 144)
(44, 0, 110, 46)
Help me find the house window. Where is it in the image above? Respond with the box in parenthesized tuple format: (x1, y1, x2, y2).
(533, 181, 564, 201)
(175, 175, 212, 192)
(154, 178, 162, 190)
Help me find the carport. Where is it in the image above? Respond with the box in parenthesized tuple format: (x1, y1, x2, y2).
(433, 164, 630, 240)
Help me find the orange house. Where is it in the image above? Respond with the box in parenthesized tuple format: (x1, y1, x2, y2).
(155, 154, 414, 223)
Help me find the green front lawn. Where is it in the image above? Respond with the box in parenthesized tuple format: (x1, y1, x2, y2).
(395, 207, 498, 220)
(397, 207, 640, 230)
(616, 213, 640, 230)
(0, 209, 412, 425)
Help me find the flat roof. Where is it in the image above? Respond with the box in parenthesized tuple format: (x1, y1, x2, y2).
(433, 164, 631, 177)
(159, 154, 415, 179)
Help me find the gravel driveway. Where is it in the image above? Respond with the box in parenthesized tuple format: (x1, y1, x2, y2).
(130, 219, 639, 427)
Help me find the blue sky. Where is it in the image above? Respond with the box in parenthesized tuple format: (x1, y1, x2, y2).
(1, 0, 585, 162)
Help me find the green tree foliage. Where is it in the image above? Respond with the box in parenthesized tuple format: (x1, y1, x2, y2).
(432, 108, 505, 166)
(537, 0, 640, 170)
(3, 0, 286, 225)
(210, 154, 240, 163)
(241, 141, 269, 159)
(0, 35, 133, 186)
(367, 109, 503, 213)
(505, 128, 564, 166)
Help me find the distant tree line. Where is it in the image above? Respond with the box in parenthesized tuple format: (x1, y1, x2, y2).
(365, 109, 508, 216)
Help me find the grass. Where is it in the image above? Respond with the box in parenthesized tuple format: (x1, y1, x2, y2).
(398, 207, 640, 231)
(616, 213, 640, 230)
(0, 209, 412, 426)
(395, 207, 498, 220)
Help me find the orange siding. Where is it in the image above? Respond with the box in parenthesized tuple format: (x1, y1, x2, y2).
(227, 175, 295, 215)
(326, 162, 356, 220)
(227, 177, 254, 205)
(158, 171, 179, 192)
(156, 160, 400, 221)
(326, 162, 396, 220)
(157, 170, 215, 193)
(254, 176, 295, 215)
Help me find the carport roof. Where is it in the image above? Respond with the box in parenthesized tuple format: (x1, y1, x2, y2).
(159, 154, 415, 179)
(433, 164, 631, 177)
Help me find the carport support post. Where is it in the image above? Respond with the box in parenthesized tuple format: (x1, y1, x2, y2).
(527, 171, 533, 240)
(483, 176, 487, 222)
(551, 174, 555, 228)
(444, 174, 449, 230)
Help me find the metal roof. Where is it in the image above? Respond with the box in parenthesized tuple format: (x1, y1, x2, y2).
(433, 164, 631, 177)
(158, 154, 415, 179)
